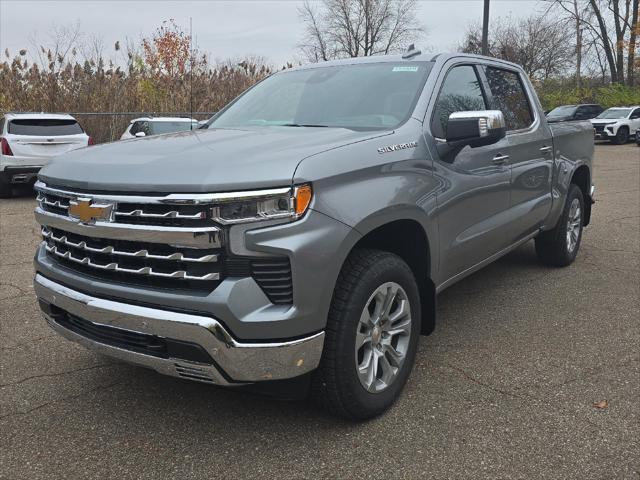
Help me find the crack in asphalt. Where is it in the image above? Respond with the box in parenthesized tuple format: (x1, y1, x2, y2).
(443, 364, 615, 433)
(0, 281, 31, 297)
(0, 379, 124, 421)
(0, 363, 119, 388)
(0, 334, 58, 351)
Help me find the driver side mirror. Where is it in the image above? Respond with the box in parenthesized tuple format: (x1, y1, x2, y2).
(445, 110, 506, 148)
(134, 131, 146, 138)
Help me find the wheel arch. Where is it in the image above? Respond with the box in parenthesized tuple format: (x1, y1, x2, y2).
(570, 164, 592, 226)
(347, 217, 437, 336)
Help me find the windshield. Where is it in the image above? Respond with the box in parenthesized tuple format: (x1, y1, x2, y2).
(8, 119, 83, 136)
(150, 121, 195, 135)
(596, 108, 631, 119)
(547, 106, 577, 117)
(207, 62, 433, 130)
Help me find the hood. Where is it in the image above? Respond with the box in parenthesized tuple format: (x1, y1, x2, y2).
(590, 119, 618, 125)
(39, 126, 389, 193)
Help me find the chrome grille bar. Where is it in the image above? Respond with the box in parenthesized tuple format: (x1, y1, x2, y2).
(36, 207, 220, 249)
(42, 228, 218, 263)
(44, 243, 219, 281)
(36, 194, 69, 210)
(114, 209, 205, 220)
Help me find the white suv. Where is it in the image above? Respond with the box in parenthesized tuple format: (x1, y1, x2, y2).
(591, 106, 640, 144)
(0, 113, 92, 198)
(120, 117, 198, 139)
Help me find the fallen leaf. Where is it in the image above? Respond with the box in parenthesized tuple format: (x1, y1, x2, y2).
(593, 400, 608, 409)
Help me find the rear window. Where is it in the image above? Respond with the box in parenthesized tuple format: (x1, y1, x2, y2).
(8, 119, 84, 136)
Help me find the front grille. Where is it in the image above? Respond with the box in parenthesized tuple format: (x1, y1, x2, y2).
(36, 182, 294, 303)
(593, 125, 605, 133)
(44, 303, 214, 364)
(37, 189, 213, 228)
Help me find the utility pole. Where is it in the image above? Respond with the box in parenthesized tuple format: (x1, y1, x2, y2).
(482, 0, 490, 56)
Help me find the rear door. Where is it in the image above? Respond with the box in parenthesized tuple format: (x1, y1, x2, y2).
(482, 66, 553, 240)
(429, 63, 512, 282)
(6, 119, 88, 158)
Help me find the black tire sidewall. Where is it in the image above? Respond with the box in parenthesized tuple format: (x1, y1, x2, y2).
(332, 253, 421, 418)
(558, 184, 585, 263)
(615, 128, 629, 144)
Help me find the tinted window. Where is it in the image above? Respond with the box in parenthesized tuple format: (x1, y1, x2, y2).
(209, 62, 433, 131)
(129, 121, 141, 135)
(630, 108, 640, 119)
(431, 65, 487, 138)
(149, 121, 194, 135)
(485, 67, 533, 131)
(0, 118, 4, 133)
(8, 119, 83, 136)
(547, 105, 577, 118)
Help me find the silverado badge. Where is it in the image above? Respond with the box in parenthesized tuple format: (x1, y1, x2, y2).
(377, 141, 418, 154)
(68, 198, 114, 224)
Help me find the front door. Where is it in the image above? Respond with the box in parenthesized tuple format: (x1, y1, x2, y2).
(428, 63, 512, 284)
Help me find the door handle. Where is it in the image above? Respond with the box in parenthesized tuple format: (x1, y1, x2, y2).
(492, 154, 510, 165)
(540, 145, 553, 155)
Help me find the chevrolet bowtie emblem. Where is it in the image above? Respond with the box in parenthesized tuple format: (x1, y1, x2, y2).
(68, 198, 114, 224)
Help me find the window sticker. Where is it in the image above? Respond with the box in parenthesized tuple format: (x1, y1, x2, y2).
(392, 66, 419, 72)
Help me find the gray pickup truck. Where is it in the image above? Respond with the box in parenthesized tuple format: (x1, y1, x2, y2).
(33, 52, 594, 419)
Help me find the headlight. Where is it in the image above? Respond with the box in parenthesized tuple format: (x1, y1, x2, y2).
(211, 184, 312, 224)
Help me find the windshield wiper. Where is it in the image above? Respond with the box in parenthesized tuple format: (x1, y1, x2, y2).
(279, 123, 330, 128)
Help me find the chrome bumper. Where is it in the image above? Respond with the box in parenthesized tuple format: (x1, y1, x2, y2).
(34, 274, 324, 385)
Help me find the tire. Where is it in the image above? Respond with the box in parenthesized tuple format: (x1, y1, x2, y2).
(0, 174, 12, 199)
(535, 184, 584, 267)
(612, 127, 629, 145)
(312, 249, 421, 420)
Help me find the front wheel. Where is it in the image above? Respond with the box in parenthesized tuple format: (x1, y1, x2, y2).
(535, 184, 584, 267)
(612, 127, 629, 145)
(312, 249, 421, 420)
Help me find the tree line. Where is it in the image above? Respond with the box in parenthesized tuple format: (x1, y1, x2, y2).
(1, 1, 638, 142)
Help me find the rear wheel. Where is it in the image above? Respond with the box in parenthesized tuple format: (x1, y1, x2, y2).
(535, 184, 584, 267)
(0, 174, 12, 198)
(612, 127, 629, 145)
(312, 249, 421, 420)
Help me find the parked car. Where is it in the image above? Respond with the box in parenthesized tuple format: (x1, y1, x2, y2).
(546, 104, 603, 123)
(590, 106, 640, 144)
(33, 52, 595, 419)
(0, 113, 92, 198)
(120, 117, 198, 139)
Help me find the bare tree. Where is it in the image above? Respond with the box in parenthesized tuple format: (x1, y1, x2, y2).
(298, 0, 424, 62)
(460, 14, 574, 80)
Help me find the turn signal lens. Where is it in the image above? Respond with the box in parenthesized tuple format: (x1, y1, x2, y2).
(294, 184, 312, 216)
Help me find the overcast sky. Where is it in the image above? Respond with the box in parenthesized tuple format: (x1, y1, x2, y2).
(0, 0, 542, 66)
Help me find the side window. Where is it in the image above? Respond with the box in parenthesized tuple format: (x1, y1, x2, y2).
(129, 122, 140, 135)
(0, 118, 5, 134)
(431, 65, 487, 139)
(574, 107, 588, 120)
(630, 108, 640, 119)
(485, 67, 534, 131)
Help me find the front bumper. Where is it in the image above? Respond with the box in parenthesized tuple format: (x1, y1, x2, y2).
(34, 274, 325, 385)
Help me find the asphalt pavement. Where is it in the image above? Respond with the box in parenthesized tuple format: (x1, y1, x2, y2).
(1, 143, 638, 479)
